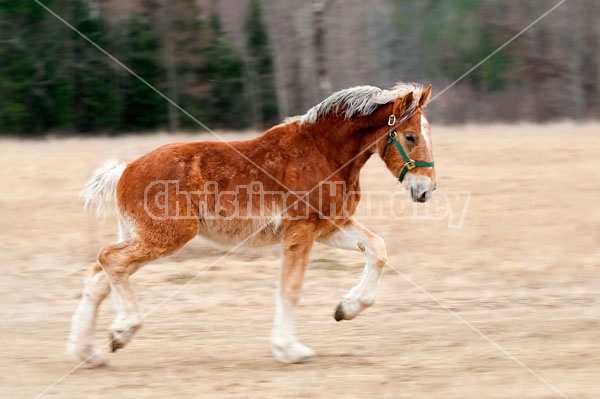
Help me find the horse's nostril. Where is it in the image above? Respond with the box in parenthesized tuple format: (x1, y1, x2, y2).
(418, 191, 429, 202)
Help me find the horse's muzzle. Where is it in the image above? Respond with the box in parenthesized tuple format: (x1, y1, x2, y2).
(408, 178, 434, 203)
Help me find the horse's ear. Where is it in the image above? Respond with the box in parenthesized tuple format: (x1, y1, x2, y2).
(419, 85, 432, 108)
(392, 91, 414, 117)
(402, 91, 414, 111)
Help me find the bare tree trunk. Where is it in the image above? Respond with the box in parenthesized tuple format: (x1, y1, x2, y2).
(365, 0, 398, 87)
(566, 2, 584, 119)
(589, 0, 600, 117)
(312, 0, 333, 99)
(261, 0, 287, 118)
(85, 0, 100, 19)
(262, 0, 305, 117)
(160, 0, 180, 133)
(523, 3, 548, 121)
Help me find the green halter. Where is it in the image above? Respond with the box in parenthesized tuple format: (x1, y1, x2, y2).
(382, 114, 435, 183)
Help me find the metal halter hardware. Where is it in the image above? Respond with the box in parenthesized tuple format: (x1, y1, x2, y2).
(383, 114, 435, 183)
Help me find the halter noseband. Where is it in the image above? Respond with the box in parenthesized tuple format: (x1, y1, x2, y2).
(382, 114, 435, 183)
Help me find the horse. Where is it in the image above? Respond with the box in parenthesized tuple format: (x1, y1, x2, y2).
(67, 82, 436, 365)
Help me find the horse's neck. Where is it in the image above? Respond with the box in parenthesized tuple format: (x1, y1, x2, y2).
(309, 105, 392, 179)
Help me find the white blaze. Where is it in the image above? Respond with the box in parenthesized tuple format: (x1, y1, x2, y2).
(420, 114, 432, 151)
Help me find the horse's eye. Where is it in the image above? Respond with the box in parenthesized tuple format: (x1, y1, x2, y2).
(405, 134, 416, 143)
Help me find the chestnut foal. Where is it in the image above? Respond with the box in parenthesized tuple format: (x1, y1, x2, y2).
(68, 82, 436, 365)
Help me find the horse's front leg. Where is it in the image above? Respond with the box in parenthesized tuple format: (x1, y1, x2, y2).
(317, 219, 387, 321)
(271, 222, 318, 364)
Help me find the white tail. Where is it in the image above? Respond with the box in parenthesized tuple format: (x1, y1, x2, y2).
(81, 160, 126, 218)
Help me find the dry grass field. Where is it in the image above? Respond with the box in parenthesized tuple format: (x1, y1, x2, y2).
(1, 122, 599, 399)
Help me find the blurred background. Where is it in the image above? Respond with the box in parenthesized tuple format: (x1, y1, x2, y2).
(1, 0, 598, 136)
(2, 2, 600, 397)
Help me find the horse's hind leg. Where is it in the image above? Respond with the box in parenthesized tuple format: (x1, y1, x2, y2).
(67, 262, 110, 365)
(317, 219, 387, 321)
(100, 211, 198, 352)
(98, 239, 169, 352)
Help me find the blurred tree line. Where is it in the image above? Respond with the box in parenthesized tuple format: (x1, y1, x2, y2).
(388, 0, 600, 122)
(263, 0, 599, 123)
(0, 0, 278, 135)
(0, 0, 598, 135)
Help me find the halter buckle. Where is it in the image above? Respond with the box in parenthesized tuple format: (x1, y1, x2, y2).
(388, 115, 396, 126)
(405, 160, 416, 170)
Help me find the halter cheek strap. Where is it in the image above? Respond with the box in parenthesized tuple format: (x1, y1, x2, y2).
(383, 114, 435, 183)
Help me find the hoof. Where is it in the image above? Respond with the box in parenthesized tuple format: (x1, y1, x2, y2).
(272, 342, 318, 364)
(67, 341, 107, 366)
(110, 331, 125, 352)
(334, 304, 345, 322)
(81, 355, 108, 368)
(296, 354, 318, 364)
(334, 297, 373, 321)
(108, 321, 141, 352)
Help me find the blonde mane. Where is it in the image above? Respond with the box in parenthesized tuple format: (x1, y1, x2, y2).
(289, 82, 426, 125)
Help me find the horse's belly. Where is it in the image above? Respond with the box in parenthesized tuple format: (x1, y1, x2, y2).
(197, 217, 283, 247)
